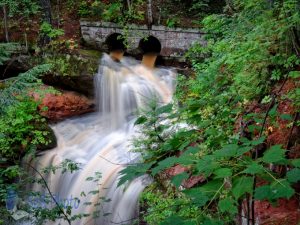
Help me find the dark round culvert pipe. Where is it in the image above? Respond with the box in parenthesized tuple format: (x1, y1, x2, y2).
(139, 36, 161, 55)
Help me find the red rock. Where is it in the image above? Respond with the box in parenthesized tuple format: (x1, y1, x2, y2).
(165, 164, 188, 177)
(182, 175, 205, 189)
(255, 198, 300, 225)
(33, 89, 94, 121)
(164, 164, 206, 189)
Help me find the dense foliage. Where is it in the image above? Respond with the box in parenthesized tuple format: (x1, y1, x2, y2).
(1, 0, 300, 224)
(120, 0, 300, 224)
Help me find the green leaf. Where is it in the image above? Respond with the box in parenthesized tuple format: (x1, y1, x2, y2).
(232, 176, 253, 199)
(214, 144, 239, 158)
(134, 116, 147, 125)
(182, 146, 200, 155)
(160, 215, 196, 225)
(218, 198, 237, 214)
(118, 163, 153, 187)
(269, 104, 278, 117)
(262, 145, 287, 164)
(184, 188, 209, 206)
(255, 180, 295, 201)
(156, 103, 173, 114)
(291, 159, 300, 167)
(251, 136, 265, 146)
(270, 180, 295, 199)
(280, 114, 293, 121)
(236, 146, 252, 156)
(86, 177, 93, 181)
(196, 156, 219, 177)
(171, 172, 189, 188)
(202, 218, 224, 225)
(289, 71, 300, 79)
(214, 168, 232, 178)
(243, 162, 264, 175)
(286, 168, 300, 183)
(151, 157, 177, 175)
(254, 185, 271, 200)
(198, 180, 224, 198)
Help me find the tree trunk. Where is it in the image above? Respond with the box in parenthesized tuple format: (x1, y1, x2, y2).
(39, 0, 52, 24)
(39, 0, 52, 46)
(127, 0, 131, 11)
(3, 5, 9, 42)
(146, 0, 153, 29)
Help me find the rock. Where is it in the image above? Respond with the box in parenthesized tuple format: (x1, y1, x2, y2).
(36, 125, 57, 151)
(35, 90, 95, 121)
(42, 74, 95, 97)
(164, 164, 206, 189)
(254, 198, 300, 225)
(165, 164, 188, 177)
(182, 175, 206, 189)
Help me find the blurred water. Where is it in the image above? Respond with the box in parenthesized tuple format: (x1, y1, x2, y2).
(29, 54, 175, 225)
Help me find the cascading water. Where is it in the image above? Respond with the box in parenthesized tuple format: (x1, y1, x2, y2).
(30, 54, 175, 225)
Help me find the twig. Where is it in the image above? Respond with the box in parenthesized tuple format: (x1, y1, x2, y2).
(98, 155, 141, 166)
(286, 112, 299, 149)
(251, 74, 289, 225)
(154, 122, 165, 142)
(26, 163, 72, 225)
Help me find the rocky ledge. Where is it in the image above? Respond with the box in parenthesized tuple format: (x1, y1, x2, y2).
(34, 89, 95, 121)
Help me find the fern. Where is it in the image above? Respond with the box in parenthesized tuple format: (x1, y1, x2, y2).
(0, 64, 52, 114)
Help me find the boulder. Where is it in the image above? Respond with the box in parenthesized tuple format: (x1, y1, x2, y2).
(36, 124, 57, 151)
(254, 198, 300, 225)
(35, 90, 95, 121)
(42, 74, 95, 97)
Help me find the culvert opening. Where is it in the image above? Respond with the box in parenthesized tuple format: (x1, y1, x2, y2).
(105, 33, 127, 61)
(139, 36, 162, 68)
(139, 36, 161, 55)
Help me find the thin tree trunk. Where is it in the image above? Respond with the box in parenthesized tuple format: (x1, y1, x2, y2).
(39, 0, 52, 46)
(146, 0, 153, 29)
(127, 0, 131, 11)
(57, 0, 60, 28)
(39, 0, 52, 24)
(3, 5, 9, 42)
(24, 32, 28, 53)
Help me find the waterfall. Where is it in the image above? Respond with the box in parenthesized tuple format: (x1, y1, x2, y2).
(30, 54, 176, 225)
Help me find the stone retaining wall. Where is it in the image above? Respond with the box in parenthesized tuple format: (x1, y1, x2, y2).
(80, 21, 205, 57)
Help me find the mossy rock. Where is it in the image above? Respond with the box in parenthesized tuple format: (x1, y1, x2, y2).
(42, 74, 95, 97)
(43, 51, 100, 77)
(78, 49, 102, 58)
(41, 49, 102, 97)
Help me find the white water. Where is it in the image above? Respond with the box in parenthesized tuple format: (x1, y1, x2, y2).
(30, 54, 175, 225)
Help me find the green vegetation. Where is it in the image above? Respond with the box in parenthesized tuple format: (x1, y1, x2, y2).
(120, 0, 300, 224)
(0, 0, 300, 224)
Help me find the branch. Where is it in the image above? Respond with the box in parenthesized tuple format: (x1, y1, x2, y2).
(251, 74, 289, 225)
(286, 112, 300, 149)
(26, 163, 72, 225)
(98, 155, 142, 166)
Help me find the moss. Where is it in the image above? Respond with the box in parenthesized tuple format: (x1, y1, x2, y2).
(43, 50, 101, 77)
(78, 49, 102, 58)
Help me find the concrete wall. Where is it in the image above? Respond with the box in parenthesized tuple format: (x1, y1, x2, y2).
(80, 21, 205, 58)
